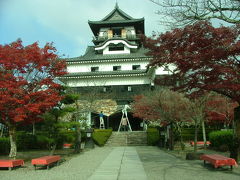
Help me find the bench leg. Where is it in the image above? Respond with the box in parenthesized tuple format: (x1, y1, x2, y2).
(34, 165, 36, 170)
(230, 165, 233, 170)
(47, 165, 50, 170)
(8, 167, 12, 171)
(203, 160, 206, 166)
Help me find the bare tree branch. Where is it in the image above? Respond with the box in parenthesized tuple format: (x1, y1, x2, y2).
(149, 0, 240, 28)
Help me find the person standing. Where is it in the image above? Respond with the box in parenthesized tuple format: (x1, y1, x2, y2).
(99, 111, 105, 129)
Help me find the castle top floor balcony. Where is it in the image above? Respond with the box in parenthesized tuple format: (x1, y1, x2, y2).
(92, 34, 140, 44)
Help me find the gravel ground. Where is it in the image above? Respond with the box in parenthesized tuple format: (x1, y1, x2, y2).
(0, 146, 239, 180)
(0, 147, 113, 180)
(136, 146, 240, 180)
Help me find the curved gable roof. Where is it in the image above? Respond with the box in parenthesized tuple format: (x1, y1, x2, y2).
(101, 3, 133, 21)
(88, 4, 145, 36)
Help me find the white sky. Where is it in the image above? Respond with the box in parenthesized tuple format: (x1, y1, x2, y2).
(0, 0, 166, 57)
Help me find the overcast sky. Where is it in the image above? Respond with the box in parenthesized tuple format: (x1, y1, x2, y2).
(0, 0, 166, 58)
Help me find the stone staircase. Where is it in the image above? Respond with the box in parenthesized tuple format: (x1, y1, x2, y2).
(105, 131, 147, 146)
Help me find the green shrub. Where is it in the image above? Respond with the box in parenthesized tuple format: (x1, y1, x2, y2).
(61, 131, 75, 143)
(36, 130, 76, 149)
(147, 128, 160, 146)
(16, 131, 38, 150)
(36, 134, 54, 150)
(92, 129, 112, 146)
(209, 130, 233, 151)
(180, 128, 216, 141)
(0, 137, 10, 154)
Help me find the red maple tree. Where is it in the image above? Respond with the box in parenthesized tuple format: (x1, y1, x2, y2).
(132, 94, 160, 122)
(206, 94, 238, 127)
(143, 21, 240, 159)
(0, 39, 67, 158)
(132, 89, 192, 150)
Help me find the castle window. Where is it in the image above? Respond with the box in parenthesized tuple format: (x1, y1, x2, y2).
(109, 43, 124, 51)
(91, 67, 99, 72)
(113, 66, 121, 71)
(128, 86, 132, 92)
(103, 87, 107, 92)
(132, 65, 140, 70)
(113, 28, 121, 36)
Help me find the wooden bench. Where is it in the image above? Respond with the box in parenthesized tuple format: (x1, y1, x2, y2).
(190, 141, 211, 146)
(31, 155, 61, 170)
(63, 143, 72, 149)
(0, 159, 24, 170)
(200, 154, 238, 170)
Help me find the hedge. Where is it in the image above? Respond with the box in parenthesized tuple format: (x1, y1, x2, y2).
(92, 129, 112, 146)
(0, 137, 10, 154)
(0, 130, 84, 153)
(17, 131, 38, 150)
(179, 128, 216, 141)
(209, 130, 233, 151)
(147, 128, 160, 146)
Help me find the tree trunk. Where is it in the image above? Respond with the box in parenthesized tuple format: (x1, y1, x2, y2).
(176, 122, 184, 150)
(0, 125, 3, 137)
(50, 144, 57, 156)
(194, 122, 199, 153)
(169, 123, 174, 150)
(74, 125, 81, 153)
(230, 106, 240, 162)
(74, 101, 82, 153)
(9, 125, 17, 159)
(32, 122, 35, 135)
(201, 120, 207, 149)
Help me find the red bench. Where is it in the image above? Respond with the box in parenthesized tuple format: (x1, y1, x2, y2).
(63, 143, 72, 149)
(190, 141, 211, 146)
(31, 155, 61, 170)
(200, 154, 238, 170)
(0, 159, 24, 170)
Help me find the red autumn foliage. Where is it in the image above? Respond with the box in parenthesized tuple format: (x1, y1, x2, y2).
(0, 39, 67, 125)
(205, 94, 238, 125)
(143, 21, 240, 103)
(132, 94, 160, 122)
(132, 89, 192, 126)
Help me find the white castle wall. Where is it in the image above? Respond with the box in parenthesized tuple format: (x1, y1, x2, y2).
(66, 76, 152, 87)
(67, 61, 149, 73)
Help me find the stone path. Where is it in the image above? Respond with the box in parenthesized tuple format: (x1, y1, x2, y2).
(88, 147, 147, 180)
(0, 146, 239, 180)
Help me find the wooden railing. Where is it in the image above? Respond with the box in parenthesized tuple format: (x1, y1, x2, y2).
(93, 34, 140, 41)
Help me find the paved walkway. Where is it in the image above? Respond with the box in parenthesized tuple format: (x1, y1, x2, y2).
(88, 147, 147, 180)
(0, 146, 239, 180)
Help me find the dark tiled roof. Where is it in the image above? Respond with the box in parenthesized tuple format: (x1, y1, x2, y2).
(66, 46, 151, 62)
(88, 4, 145, 36)
(101, 3, 134, 21)
(89, 19, 144, 25)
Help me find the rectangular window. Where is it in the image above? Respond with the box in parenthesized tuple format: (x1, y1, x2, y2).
(91, 67, 99, 72)
(132, 65, 141, 70)
(109, 46, 124, 51)
(128, 86, 132, 92)
(113, 66, 121, 71)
